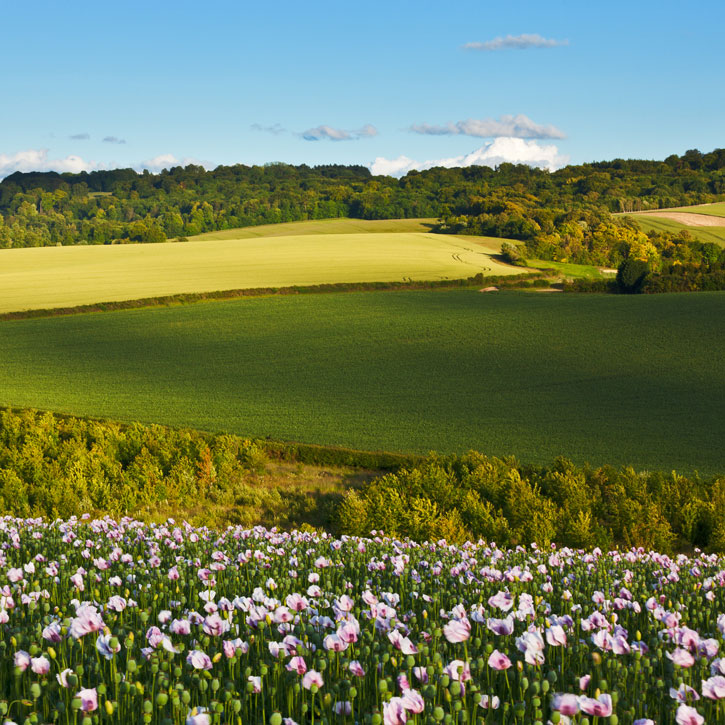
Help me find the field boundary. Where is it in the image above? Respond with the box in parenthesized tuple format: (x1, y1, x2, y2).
(0, 271, 544, 321)
(0, 405, 420, 471)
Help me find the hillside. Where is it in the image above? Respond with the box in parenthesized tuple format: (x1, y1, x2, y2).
(1, 289, 723, 474)
(0, 219, 518, 314)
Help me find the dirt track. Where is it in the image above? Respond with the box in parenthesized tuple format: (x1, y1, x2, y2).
(632, 211, 725, 227)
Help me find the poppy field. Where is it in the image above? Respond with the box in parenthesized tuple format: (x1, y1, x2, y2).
(3, 516, 725, 725)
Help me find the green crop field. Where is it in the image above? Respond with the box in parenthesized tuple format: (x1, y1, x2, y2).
(0, 221, 519, 314)
(661, 202, 725, 217)
(1, 290, 723, 474)
(625, 215, 725, 245)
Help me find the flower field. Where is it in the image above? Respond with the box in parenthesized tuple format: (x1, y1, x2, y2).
(2, 518, 725, 724)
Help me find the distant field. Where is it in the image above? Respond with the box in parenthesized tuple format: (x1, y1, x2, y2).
(525, 259, 612, 278)
(1, 290, 723, 474)
(0, 221, 519, 313)
(624, 215, 725, 246)
(188, 217, 439, 240)
(659, 202, 725, 217)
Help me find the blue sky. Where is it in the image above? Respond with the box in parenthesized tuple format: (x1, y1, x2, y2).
(1, 0, 723, 177)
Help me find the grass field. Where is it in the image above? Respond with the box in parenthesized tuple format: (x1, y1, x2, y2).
(0, 223, 519, 314)
(525, 259, 613, 278)
(624, 215, 725, 245)
(659, 202, 725, 217)
(1, 289, 723, 474)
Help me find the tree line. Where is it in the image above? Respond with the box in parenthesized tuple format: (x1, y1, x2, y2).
(0, 149, 723, 268)
(1, 408, 724, 552)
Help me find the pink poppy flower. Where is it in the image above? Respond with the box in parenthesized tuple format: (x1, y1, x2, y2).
(383, 697, 407, 725)
(702, 675, 725, 700)
(401, 689, 424, 713)
(546, 625, 567, 647)
(14, 650, 31, 671)
(286, 657, 307, 675)
(333, 702, 352, 716)
(31, 656, 50, 675)
(676, 704, 704, 725)
(487, 615, 514, 636)
(186, 710, 210, 725)
(7, 568, 23, 583)
(412, 666, 428, 683)
(579, 694, 612, 717)
(488, 591, 514, 611)
(202, 613, 225, 637)
(285, 593, 308, 612)
(668, 648, 696, 668)
(302, 670, 324, 690)
(337, 621, 359, 644)
(96, 634, 121, 659)
(487, 649, 512, 670)
(248, 676, 262, 694)
(69, 604, 104, 639)
(76, 688, 98, 712)
(323, 634, 348, 652)
(186, 650, 213, 670)
(170, 618, 191, 635)
(579, 675, 591, 691)
(56, 668, 73, 688)
(552, 693, 579, 716)
(479, 695, 500, 709)
(348, 660, 365, 677)
(444, 618, 471, 643)
(670, 683, 700, 703)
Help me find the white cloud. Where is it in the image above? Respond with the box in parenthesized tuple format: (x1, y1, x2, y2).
(410, 114, 565, 140)
(369, 137, 569, 177)
(138, 154, 211, 172)
(300, 124, 378, 141)
(463, 34, 568, 51)
(0, 149, 216, 180)
(103, 136, 126, 144)
(0, 149, 98, 178)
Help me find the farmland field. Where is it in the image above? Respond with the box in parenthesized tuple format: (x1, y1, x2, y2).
(0, 220, 518, 314)
(623, 214, 725, 245)
(654, 201, 725, 217)
(1, 289, 723, 473)
(187, 216, 440, 239)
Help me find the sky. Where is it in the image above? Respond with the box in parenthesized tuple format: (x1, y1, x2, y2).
(1, 0, 723, 178)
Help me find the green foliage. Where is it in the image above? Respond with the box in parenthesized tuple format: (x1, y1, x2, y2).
(617, 258, 650, 292)
(338, 452, 725, 553)
(0, 408, 267, 519)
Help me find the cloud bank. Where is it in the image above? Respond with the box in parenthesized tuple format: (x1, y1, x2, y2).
(0, 149, 212, 180)
(300, 124, 378, 141)
(369, 137, 569, 177)
(0, 149, 98, 178)
(410, 114, 565, 140)
(463, 34, 568, 51)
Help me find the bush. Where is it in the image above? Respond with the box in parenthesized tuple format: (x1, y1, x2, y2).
(616, 258, 650, 292)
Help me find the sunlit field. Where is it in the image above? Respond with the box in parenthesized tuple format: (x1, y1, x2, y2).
(0, 225, 517, 314)
(1, 290, 723, 473)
